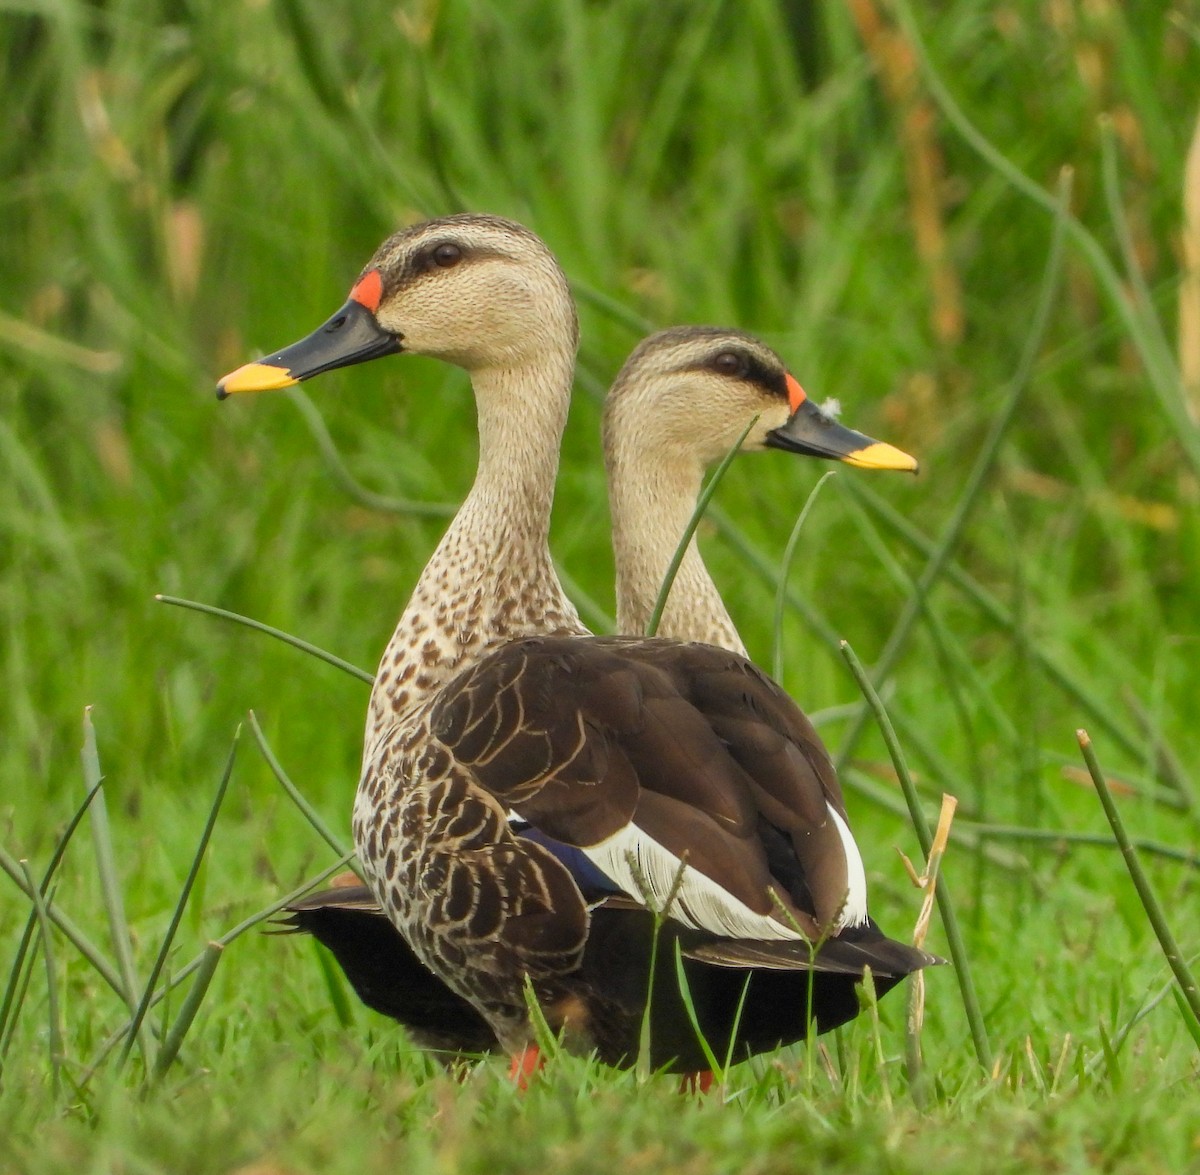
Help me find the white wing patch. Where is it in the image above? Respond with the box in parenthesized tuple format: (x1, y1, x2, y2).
(582, 824, 804, 941)
(828, 806, 869, 929)
(583, 801, 870, 938)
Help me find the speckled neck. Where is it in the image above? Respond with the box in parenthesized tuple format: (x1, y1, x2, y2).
(366, 351, 585, 755)
(608, 446, 746, 657)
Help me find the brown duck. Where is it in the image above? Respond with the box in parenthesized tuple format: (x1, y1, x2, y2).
(219, 217, 939, 1074)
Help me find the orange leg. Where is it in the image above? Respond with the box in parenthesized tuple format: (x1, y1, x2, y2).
(679, 1070, 715, 1095)
(508, 1044, 543, 1090)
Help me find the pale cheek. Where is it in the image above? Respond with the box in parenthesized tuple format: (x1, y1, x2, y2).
(385, 301, 490, 360)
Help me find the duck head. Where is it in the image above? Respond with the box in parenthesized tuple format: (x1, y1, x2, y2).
(604, 326, 917, 473)
(217, 214, 578, 398)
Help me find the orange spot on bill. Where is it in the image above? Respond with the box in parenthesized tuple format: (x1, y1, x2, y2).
(785, 373, 807, 412)
(350, 269, 383, 313)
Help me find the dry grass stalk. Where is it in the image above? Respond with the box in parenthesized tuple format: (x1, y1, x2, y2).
(908, 797, 958, 1019)
(901, 793, 957, 1102)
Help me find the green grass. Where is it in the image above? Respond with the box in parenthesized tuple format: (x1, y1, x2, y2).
(3, 0, 1200, 1169)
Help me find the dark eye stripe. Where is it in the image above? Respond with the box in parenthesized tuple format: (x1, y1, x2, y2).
(742, 355, 788, 399)
(695, 350, 788, 399)
(712, 351, 745, 376)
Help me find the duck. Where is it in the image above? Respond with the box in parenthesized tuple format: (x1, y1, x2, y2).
(604, 324, 916, 651)
(218, 215, 939, 1074)
(276, 325, 926, 1065)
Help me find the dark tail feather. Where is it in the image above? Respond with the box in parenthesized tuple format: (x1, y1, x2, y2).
(684, 923, 943, 977)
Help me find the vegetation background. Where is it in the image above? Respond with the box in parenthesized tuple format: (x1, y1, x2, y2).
(2, 0, 1199, 1170)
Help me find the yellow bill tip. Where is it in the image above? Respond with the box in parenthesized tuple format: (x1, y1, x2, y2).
(215, 361, 299, 399)
(842, 441, 919, 473)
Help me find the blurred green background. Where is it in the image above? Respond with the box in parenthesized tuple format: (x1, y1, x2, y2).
(3, 0, 1200, 1166)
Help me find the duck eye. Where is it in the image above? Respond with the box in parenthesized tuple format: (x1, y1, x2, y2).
(431, 243, 463, 269)
(712, 351, 746, 377)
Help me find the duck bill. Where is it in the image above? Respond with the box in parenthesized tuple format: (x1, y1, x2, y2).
(765, 399, 918, 473)
(216, 299, 401, 399)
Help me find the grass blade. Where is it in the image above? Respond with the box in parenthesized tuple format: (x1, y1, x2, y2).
(156, 595, 374, 685)
(0, 841, 126, 997)
(81, 856, 354, 1083)
(709, 501, 841, 647)
(891, 0, 1200, 474)
(720, 974, 753, 1086)
(839, 639, 992, 1071)
(571, 279, 656, 338)
(312, 942, 356, 1030)
(1097, 118, 1179, 406)
(215, 857, 356, 946)
(0, 780, 101, 1067)
(19, 860, 63, 1097)
(772, 469, 837, 682)
(960, 822, 1200, 869)
(626, 854, 690, 1084)
(905, 794, 957, 1107)
(671, 940, 722, 1080)
(1120, 687, 1199, 813)
(834, 168, 1072, 773)
(1173, 987, 1200, 1054)
(646, 416, 758, 638)
(1077, 730, 1200, 1046)
(247, 710, 352, 859)
(844, 480, 1151, 770)
(1075, 955, 1200, 1087)
(82, 707, 154, 1069)
(0, 933, 38, 1070)
(286, 387, 458, 519)
(858, 969, 892, 1111)
(151, 942, 224, 1081)
(555, 559, 615, 634)
(118, 727, 239, 1069)
(521, 973, 561, 1077)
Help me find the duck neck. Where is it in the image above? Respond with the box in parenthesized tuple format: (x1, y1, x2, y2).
(367, 352, 584, 748)
(609, 445, 746, 657)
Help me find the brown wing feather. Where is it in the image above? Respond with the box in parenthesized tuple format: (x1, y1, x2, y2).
(429, 634, 859, 937)
(654, 644, 849, 819)
(619, 693, 760, 829)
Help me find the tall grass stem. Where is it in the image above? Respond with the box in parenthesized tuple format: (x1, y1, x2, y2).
(248, 711, 353, 859)
(844, 481, 1148, 768)
(0, 842, 126, 996)
(646, 416, 758, 638)
(840, 640, 992, 1070)
(156, 595, 374, 685)
(286, 388, 457, 519)
(772, 470, 837, 682)
(20, 860, 63, 1097)
(834, 168, 1072, 772)
(82, 707, 155, 1069)
(151, 943, 224, 1081)
(118, 728, 238, 1070)
(0, 781, 101, 1066)
(1077, 730, 1200, 1042)
(891, 0, 1200, 473)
